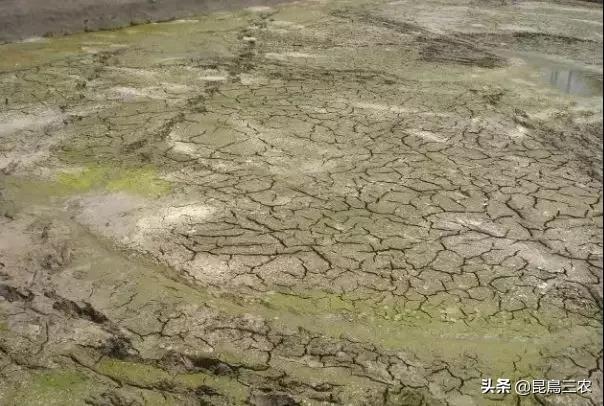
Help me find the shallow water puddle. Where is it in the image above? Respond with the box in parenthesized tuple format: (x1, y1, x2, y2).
(541, 65, 602, 96)
(500, 50, 603, 97)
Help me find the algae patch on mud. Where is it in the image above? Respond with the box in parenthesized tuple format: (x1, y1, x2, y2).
(0, 10, 249, 72)
(96, 359, 247, 402)
(58, 165, 171, 197)
(96, 359, 171, 387)
(5, 370, 97, 406)
(254, 290, 599, 378)
(5, 165, 171, 203)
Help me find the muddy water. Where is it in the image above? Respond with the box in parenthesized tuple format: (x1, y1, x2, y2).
(499, 49, 603, 98)
(542, 66, 602, 96)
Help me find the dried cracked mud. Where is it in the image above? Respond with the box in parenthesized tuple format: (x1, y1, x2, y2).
(0, 0, 602, 405)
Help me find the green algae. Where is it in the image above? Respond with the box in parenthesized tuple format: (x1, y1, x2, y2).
(105, 167, 171, 196)
(247, 289, 600, 379)
(3, 164, 171, 203)
(124, 280, 598, 382)
(68, 227, 596, 383)
(0, 0, 600, 404)
(96, 359, 171, 387)
(58, 165, 170, 197)
(10, 212, 595, 388)
(5, 370, 98, 406)
(173, 373, 248, 402)
(96, 359, 247, 402)
(260, 290, 355, 314)
(0, 7, 250, 73)
(56, 165, 112, 191)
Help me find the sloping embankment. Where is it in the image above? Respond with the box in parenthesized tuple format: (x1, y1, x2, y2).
(0, 0, 290, 43)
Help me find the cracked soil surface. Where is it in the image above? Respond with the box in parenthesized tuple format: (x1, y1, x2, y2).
(0, 0, 602, 405)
